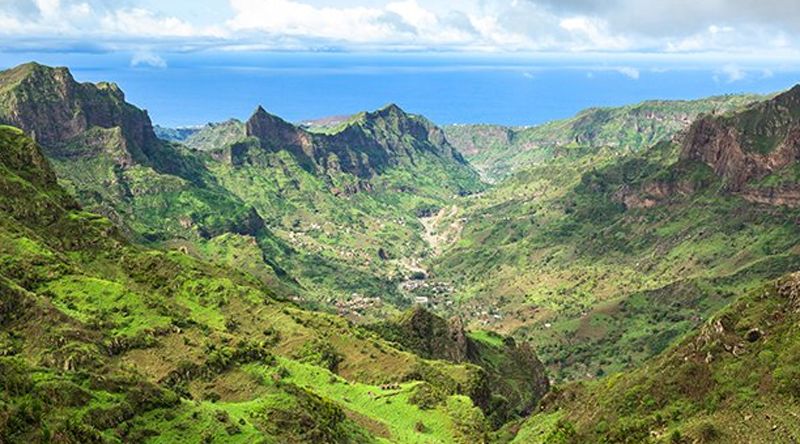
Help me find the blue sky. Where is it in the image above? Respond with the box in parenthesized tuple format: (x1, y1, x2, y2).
(3, 0, 800, 57)
(2, 1, 800, 126)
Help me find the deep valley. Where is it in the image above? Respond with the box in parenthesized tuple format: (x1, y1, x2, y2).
(1, 61, 799, 443)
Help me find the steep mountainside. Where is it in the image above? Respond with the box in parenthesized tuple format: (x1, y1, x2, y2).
(445, 94, 763, 181)
(208, 104, 472, 181)
(431, 87, 800, 381)
(0, 62, 157, 161)
(200, 105, 482, 310)
(512, 272, 800, 443)
(0, 124, 546, 443)
(612, 85, 800, 209)
(368, 307, 550, 427)
(0, 62, 266, 242)
(682, 85, 800, 202)
(0, 62, 484, 318)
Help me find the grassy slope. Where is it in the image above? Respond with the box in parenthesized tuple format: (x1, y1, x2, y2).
(434, 128, 800, 381)
(204, 138, 483, 309)
(0, 63, 486, 319)
(445, 94, 763, 181)
(512, 272, 800, 443)
(0, 125, 500, 443)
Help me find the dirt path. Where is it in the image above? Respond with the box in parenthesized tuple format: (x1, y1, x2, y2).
(395, 205, 462, 299)
(419, 205, 461, 256)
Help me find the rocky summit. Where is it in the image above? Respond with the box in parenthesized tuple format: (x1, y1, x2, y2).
(244, 103, 471, 179)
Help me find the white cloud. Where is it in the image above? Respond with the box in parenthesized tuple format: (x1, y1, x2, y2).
(559, 16, 630, 50)
(130, 51, 167, 68)
(386, 0, 437, 29)
(1, 0, 800, 56)
(34, 0, 61, 20)
(616, 66, 640, 79)
(225, 0, 490, 48)
(719, 64, 746, 82)
(227, 0, 391, 42)
(101, 8, 200, 37)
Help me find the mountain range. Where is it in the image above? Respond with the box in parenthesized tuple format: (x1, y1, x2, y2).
(1, 61, 800, 443)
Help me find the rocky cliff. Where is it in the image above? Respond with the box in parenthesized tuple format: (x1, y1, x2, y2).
(610, 85, 800, 209)
(243, 103, 471, 179)
(0, 62, 266, 240)
(680, 85, 800, 195)
(0, 62, 159, 166)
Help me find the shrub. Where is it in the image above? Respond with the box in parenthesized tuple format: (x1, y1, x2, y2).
(444, 397, 488, 444)
(293, 339, 344, 372)
(695, 422, 719, 443)
(409, 383, 446, 410)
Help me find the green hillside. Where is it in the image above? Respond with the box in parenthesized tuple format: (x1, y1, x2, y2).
(445, 94, 764, 181)
(0, 63, 484, 319)
(0, 124, 545, 443)
(512, 272, 800, 443)
(431, 87, 800, 381)
(3, 59, 800, 443)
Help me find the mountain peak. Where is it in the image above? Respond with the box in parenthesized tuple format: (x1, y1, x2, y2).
(369, 103, 413, 121)
(378, 103, 405, 114)
(0, 62, 73, 92)
(0, 62, 158, 163)
(247, 105, 301, 131)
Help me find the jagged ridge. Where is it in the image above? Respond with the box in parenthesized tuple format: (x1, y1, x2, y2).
(244, 103, 471, 179)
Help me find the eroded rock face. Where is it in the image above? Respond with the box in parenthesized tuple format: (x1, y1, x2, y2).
(0, 63, 159, 163)
(680, 113, 800, 192)
(615, 85, 800, 208)
(246, 106, 316, 161)
(446, 315, 470, 363)
(396, 306, 470, 362)
(777, 272, 800, 313)
(244, 103, 469, 179)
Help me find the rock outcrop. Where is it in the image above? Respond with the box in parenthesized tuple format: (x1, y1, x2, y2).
(0, 62, 159, 165)
(383, 305, 470, 362)
(680, 85, 800, 192)
(367, 306, 550, 420)
(777, 272, 800, 313)
(243, 103, 470, 179)
(613, 85, 800, 208)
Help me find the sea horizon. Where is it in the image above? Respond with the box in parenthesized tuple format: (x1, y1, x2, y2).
(2, 51, 797, 128)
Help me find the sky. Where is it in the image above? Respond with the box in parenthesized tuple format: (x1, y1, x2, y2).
(1, 1, 800, 126)
(3, 0, 800, 55)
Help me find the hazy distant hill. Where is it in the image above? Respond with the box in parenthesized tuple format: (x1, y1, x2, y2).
(445, 94, 764, 181)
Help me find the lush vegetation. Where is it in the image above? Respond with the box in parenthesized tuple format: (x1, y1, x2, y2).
(3, 61, 800, 443)
(515, 272, 800, 443)
(0, 125, 538, 443)
(444, 94, 763, 181)
(430, 88, 800, 382)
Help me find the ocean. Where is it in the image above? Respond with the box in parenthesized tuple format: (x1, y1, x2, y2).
(1, 51, 798, 127)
